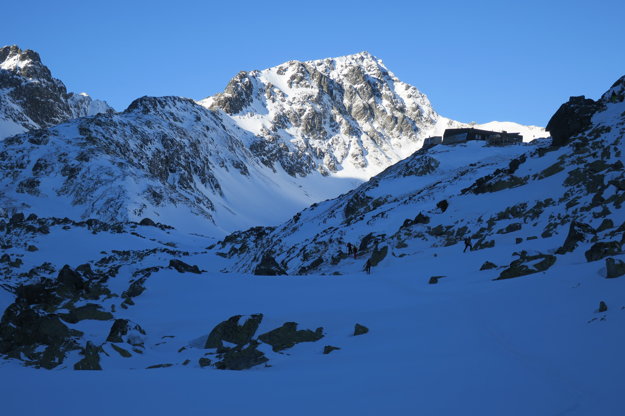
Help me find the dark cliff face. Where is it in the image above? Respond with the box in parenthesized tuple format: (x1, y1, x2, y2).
(546, 95, 603, 147)
(0, 45, 73, 128)
(0, 45, 113, 137)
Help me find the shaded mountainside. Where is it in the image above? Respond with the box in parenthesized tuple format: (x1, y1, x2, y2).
(0, 45, 113, 140)
(213, 76, 625, 276)
(0, 95, 359, 235)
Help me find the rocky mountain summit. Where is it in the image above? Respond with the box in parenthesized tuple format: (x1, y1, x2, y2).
(0, 45, 113, 139)
(200, 51, 545, 179)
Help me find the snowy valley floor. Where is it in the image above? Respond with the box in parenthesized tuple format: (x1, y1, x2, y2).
(2, 229, 624, 416)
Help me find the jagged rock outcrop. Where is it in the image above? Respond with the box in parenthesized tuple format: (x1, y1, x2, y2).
(546, 95, 603, 147)
(204, 314, 263, 349)
(258, 322, 324, 352)
(0, 45, 113, 139)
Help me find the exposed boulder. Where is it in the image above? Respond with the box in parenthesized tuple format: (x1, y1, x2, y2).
(556, 221, 596, 254)
(414, 213, 430, 224)
(436, 199, 449, 213)
(0, 303, 78, 368)
(106, 319, 146, 345)
(214, 340, 268, 370)
(74, 341, 102, 370)
(204, 314, 263, 349)
(198, 357, 212, 368)
(254, 253, 286, 276)
(369, 245, 388, 267)
(14, 281, 61, 307)
(259, 322, 324, 351)
(60, 303, 113, 324)
(480, 261, 497, 270)
(546, 95, 603, 147)
(597, 219, 614, 232)
(323, 345, 341, 354)
(353, 323, 369, 336)
(585, 241, 622, 262)
(606, 257, 625, 278)
(139, 217, 156, 226)
(56, 265, 85, 297)
(497, 251, 556, 280)
(168, 259, 201, 274)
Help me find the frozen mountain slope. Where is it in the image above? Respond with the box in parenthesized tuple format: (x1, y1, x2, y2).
(0, 49, 546, 237)
(0, 96, 360, 235)
(200, 52, 547, 180)
(213, 76, 624, 277)
(0, 77, 622, 416)
(0, 45, 113, 140)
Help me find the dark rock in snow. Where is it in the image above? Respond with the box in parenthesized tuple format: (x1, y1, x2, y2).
(56, 265, 85, 296)
(480, 261, 497, 271)
(74, 341, 102, 370)
(60, 303, 113, 324)
(259, 322, 323, 351)
(369, 245, 388, 267)
(253, 253, 286, 276)
(354, 323, 369, 336)
(214, 340, 268, 370)
(414, 213, 430, 224)
(606, 257, 625, 278)
(198, 357, 212, 368)
(10, 212, 25, 224)
(428, 276, 439, 284)
(436, 199, 449, 213)
(546, 95, 603, 147)
(497, 251, 556, 280)
(585, 241, 622, 262)
(557, 221, 596, 255)
(597, 219, 614, 232)
(139, 217, 156, 226)
(168, 259, 201, 274)
(323, 345, 341, 354)
(0, 302, 78, 369)
(205, 314, 263, 349)
(106, 319, 146, 344)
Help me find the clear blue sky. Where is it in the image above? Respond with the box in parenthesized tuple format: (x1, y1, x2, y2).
(2, 0, 623, 126)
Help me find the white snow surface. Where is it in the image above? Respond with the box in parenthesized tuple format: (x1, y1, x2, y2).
(1, 85, 623, 415)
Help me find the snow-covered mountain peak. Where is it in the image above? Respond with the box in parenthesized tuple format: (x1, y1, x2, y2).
(199, 52, 445, 180)
(0, 45, 51, 80)
(0, 45, 114, 140)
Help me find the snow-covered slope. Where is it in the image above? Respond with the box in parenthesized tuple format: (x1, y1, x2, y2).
(0, 76, 622, 416)
(200, 52, 546, 180)
(0, 95, 362, 235)
(0, 50, 546, 236)
(213, 76, 624, 277)
(0, 45, 113, 140)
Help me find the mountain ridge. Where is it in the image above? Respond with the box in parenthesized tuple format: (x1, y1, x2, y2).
(0, 45, 113, 140)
